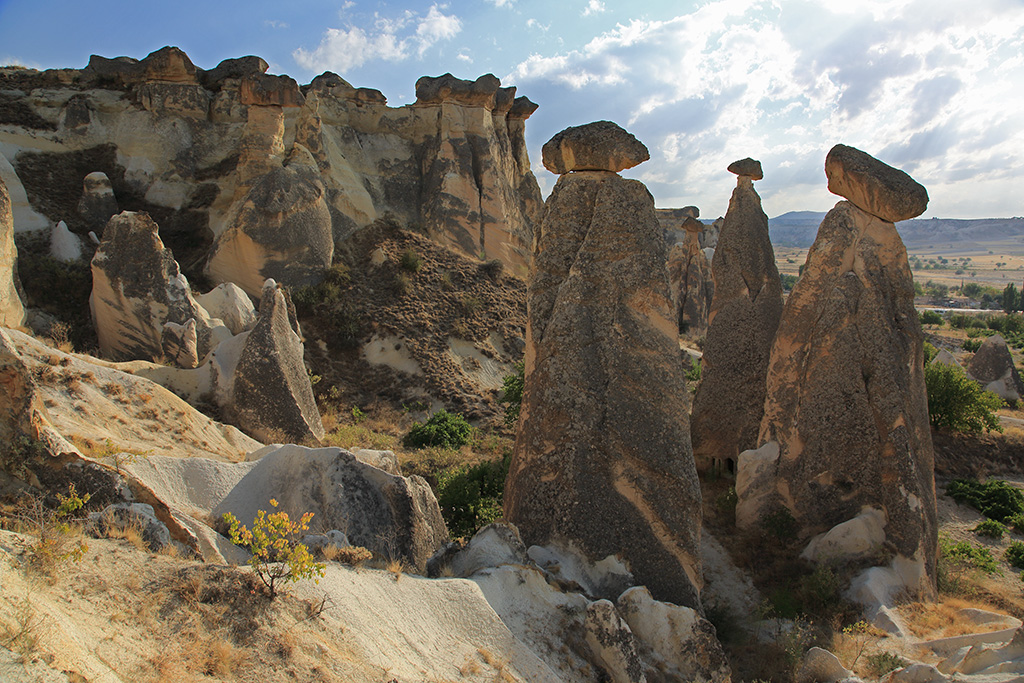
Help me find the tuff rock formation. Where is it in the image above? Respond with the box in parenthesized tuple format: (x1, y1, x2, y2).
(0, 49, 542, 276)
(657, 206, 700, 246)
(76, 171, 118, 234)
(89, 211, 223, 363)
(228, 279, 324, 444)
(504, 122, 703, 610)
(967, 333, 1024, 401)
(736, 145, 936, 596)
(194, 282, 257, 335)
(690, 160, 782, 473)
(825, 144, 929, 223)
(0, 174, 25, 327)
(541, 120, 649, 174)
(49, 220, 84, 263)
(667, 216, 714, 336)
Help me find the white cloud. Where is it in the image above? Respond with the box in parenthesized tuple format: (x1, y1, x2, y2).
(488, 0, 514, 6)
(264, 20, 289, 29)
(457, 51, 473, 63)
(582, 0, 605, 17)
(294, 4, 461, 73)
(526, 18, 550, 31)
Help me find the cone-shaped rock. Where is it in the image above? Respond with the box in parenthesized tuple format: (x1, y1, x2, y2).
(505, 126, 702, 609)
(0, 176, 26, 328)
(690, 174, 783, 473)
(967, 333, 1024, 401)
(737, 173, 937, 593)
(667, 217, 714, 336)
(229, 279, 324, 445)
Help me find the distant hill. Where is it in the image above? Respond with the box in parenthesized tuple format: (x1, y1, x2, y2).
(769, 212, 1024, 249)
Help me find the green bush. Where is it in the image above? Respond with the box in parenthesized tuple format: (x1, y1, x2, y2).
(499, 362, 525, 428)
(403, 409, 472, 449)
(974, 519, 1007, 539)
(949, 313, 971, 329)
(760, 507, 797, 540)
(1007, 542, 1024, 569)
(920, 310, 944, 326)
(1007, 512, 1024, 532)
(947, 479, 1024, 522)
(963, 338, 982, 352)
(866, 652, 907, 677)
(437, 457, 509, 538)
(940, 537, 1000, 575)
(400, 249, 423, 272)
(924, 342, 938, 365)
(925, 362, 1003, 433)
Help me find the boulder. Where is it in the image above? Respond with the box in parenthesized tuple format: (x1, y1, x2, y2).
(76, 171, 118, 235)
(690, 175, 783, 474)
(228, 279, 324, 444)
(801, 506, 887, 563)
(967, 333, 1024, 401)
(212, 444, 449, 570)
(206, 144, 333, 297)
(194, 283, 257, 335)
(583, 600, 647, 683)
(931, 349, 961, 368)
(825, 144, 929, 223)
(727, 157, 763, 180)
(616, 586, 731, 683)
(160, 318, 199, 369)
(426, 523, 530, 578)
(88, 503, 171, 552)
(504, 133, 703, 609)
(738, 193, 937, 594)
(240, 73, 304, 107)
(542, 121, 650, 174)
(49, 220, 84, 263)
(84, 46, 199, 86)
(89, 211, 220, 364)
(796, 647, 856, 683)
(0, 175, 26, 327)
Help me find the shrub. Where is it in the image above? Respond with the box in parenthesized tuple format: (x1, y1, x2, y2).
(947, 479, 1024, 522)
(399, 249, 423, 272)
(329, 545, 372, 567)
(866, 652, 907, 677)
(924, 342, 938, 365)
(686, 360, 702, 383)
(222, 499, 326, 598)
(779, 273, 799, 292)
(962, 338, 982, 352)
(925, 362, 1003, 433)
(1, 484, 92, 577)
(479, 259, 504, 280)
(1008, 512, 1024, 532)
(920, 310, 944, 326)
(437, 457, 509, 538)
(949, 313, 971, 329)
(499, 362, 525, 428)
(461, 296, 482, 316)
(1006, 541, 1024, 569)
(974, 519, 1007, 539)
(403, 409, 471, 449)
(392, 272, 412, 296)
(940, 537, 1000, 575)
(760, 507, 797, 540)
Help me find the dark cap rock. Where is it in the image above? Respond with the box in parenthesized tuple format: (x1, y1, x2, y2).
(541, 120, 650, 175)
(508, 96, 538, 120)
(727, 158, 763, 180)
(240, 73, 304, 107)
(825, 144, 928, 222)
(415, 73, 506, 109)
(682, 216, 704, 233)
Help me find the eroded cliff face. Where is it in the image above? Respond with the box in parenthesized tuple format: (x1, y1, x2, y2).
(0, 48, 542, 283)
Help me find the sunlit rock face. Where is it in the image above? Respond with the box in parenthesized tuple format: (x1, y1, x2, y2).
(0, 175, 25, 328)
(736, 146, 936, 596)
(505, 121, 703, 610)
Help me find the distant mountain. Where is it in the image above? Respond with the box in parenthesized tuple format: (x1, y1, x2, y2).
(769, 212, 1024, 249)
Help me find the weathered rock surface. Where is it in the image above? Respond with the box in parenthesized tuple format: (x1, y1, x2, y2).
(228, 279, 324, 444)
(727, 157, 763, 180)
(967, 333, 1024, 401)
(584, 600, 646, 683)
(690, 175, 782, 473)
(542, 121, 650, 174)
(193, 282, 256, 335)
(667, 219, 714, 336)
(504, 144, 703, 609)
(800, 506, 887, 563)
(0, 174, 26, 327)
(426, 523, 530, 578)
(89, 211, 220, 364)
(825, 144, 929, 223)
(657, 207, 700, 245)
(796, 647, 857, 683)
(737, 191, 937, 594)
(76, 171, 118, 234)
(49, 220, 84, 263)
(88, 503, 171, 552)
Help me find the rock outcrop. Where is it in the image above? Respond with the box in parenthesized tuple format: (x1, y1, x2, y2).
(89, 211, 222, 363)
(227, 279, 324, 444)
(541, 120, 650, 174)
(736, 145, 937, 596)
(504, 122, 703, 610)
(76, 171, 118, 234)
(967, 334, 1024, 401)
(0, 174, 25, 327)
(194, 282, 256, 335)
(690, 160, 782, 474)
(667, 216, 714, 336)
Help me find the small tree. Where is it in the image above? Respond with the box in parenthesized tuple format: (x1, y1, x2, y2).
(924, 362, 1003, 433)
(1004, 283, 1020, 314)
(499, 362, 525, 427)
(222, 499, 325, 598)
(403, 409, 472, 449)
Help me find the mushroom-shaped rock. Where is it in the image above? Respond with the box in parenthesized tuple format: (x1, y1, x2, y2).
(967, 333, 1024, 401)
(77, 171, 118, 235)
(509, 96, 539, 120)
(682, 216, 704, 233)
(240, 73, 304, 107)
(727, 157, 763, 180)
(228, 280, 324, 445)
(825, 144, 929, 222)
(0, 176, 25, 328)
(504, 169, 703, 609)
(201, 55, 269, 89)
(414, 73, 506, 109)
(541, 121, 650, 174)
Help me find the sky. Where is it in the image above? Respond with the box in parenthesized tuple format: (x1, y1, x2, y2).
(1, 0, 1022, 219)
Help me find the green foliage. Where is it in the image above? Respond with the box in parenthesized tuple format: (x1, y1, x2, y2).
(4, 484, 93, 577)
(292, 265, 362, 349)
(923, 342, 938, 365)
(949, 313, 971, 329)
(1008, 512, 1024, 532)
(939, 536, 1000, 575)
(1004, 283, 1020, 314)
(392, 272, 412, 296)
(437, 456, 509, 538)
(222, 499, 326, 598)
(798, 563, 842, 612)
(962, 338, 983, 352)
(399, 248, 423, 272)
(1006, 541, 1024, 569)
(866, 652, 907, 677)
(925, 362, 1003, 433)
(686, 360, 702, 383)
(947, 479, 1024, 522)
(974, 519, 1007, 539)
(779, 273, 799, 291)
(499, 362, 525, 428)
(920, 310, 944, 326)
(403, 409, 472, 449)
(759, 507, 797, 540)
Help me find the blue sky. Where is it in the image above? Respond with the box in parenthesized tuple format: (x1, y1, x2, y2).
(1, 0, 1022, 219)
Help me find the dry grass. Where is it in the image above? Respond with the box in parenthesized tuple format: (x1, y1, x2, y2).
(898, 597, 1011, 638)
(324, 545, 372, 567)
